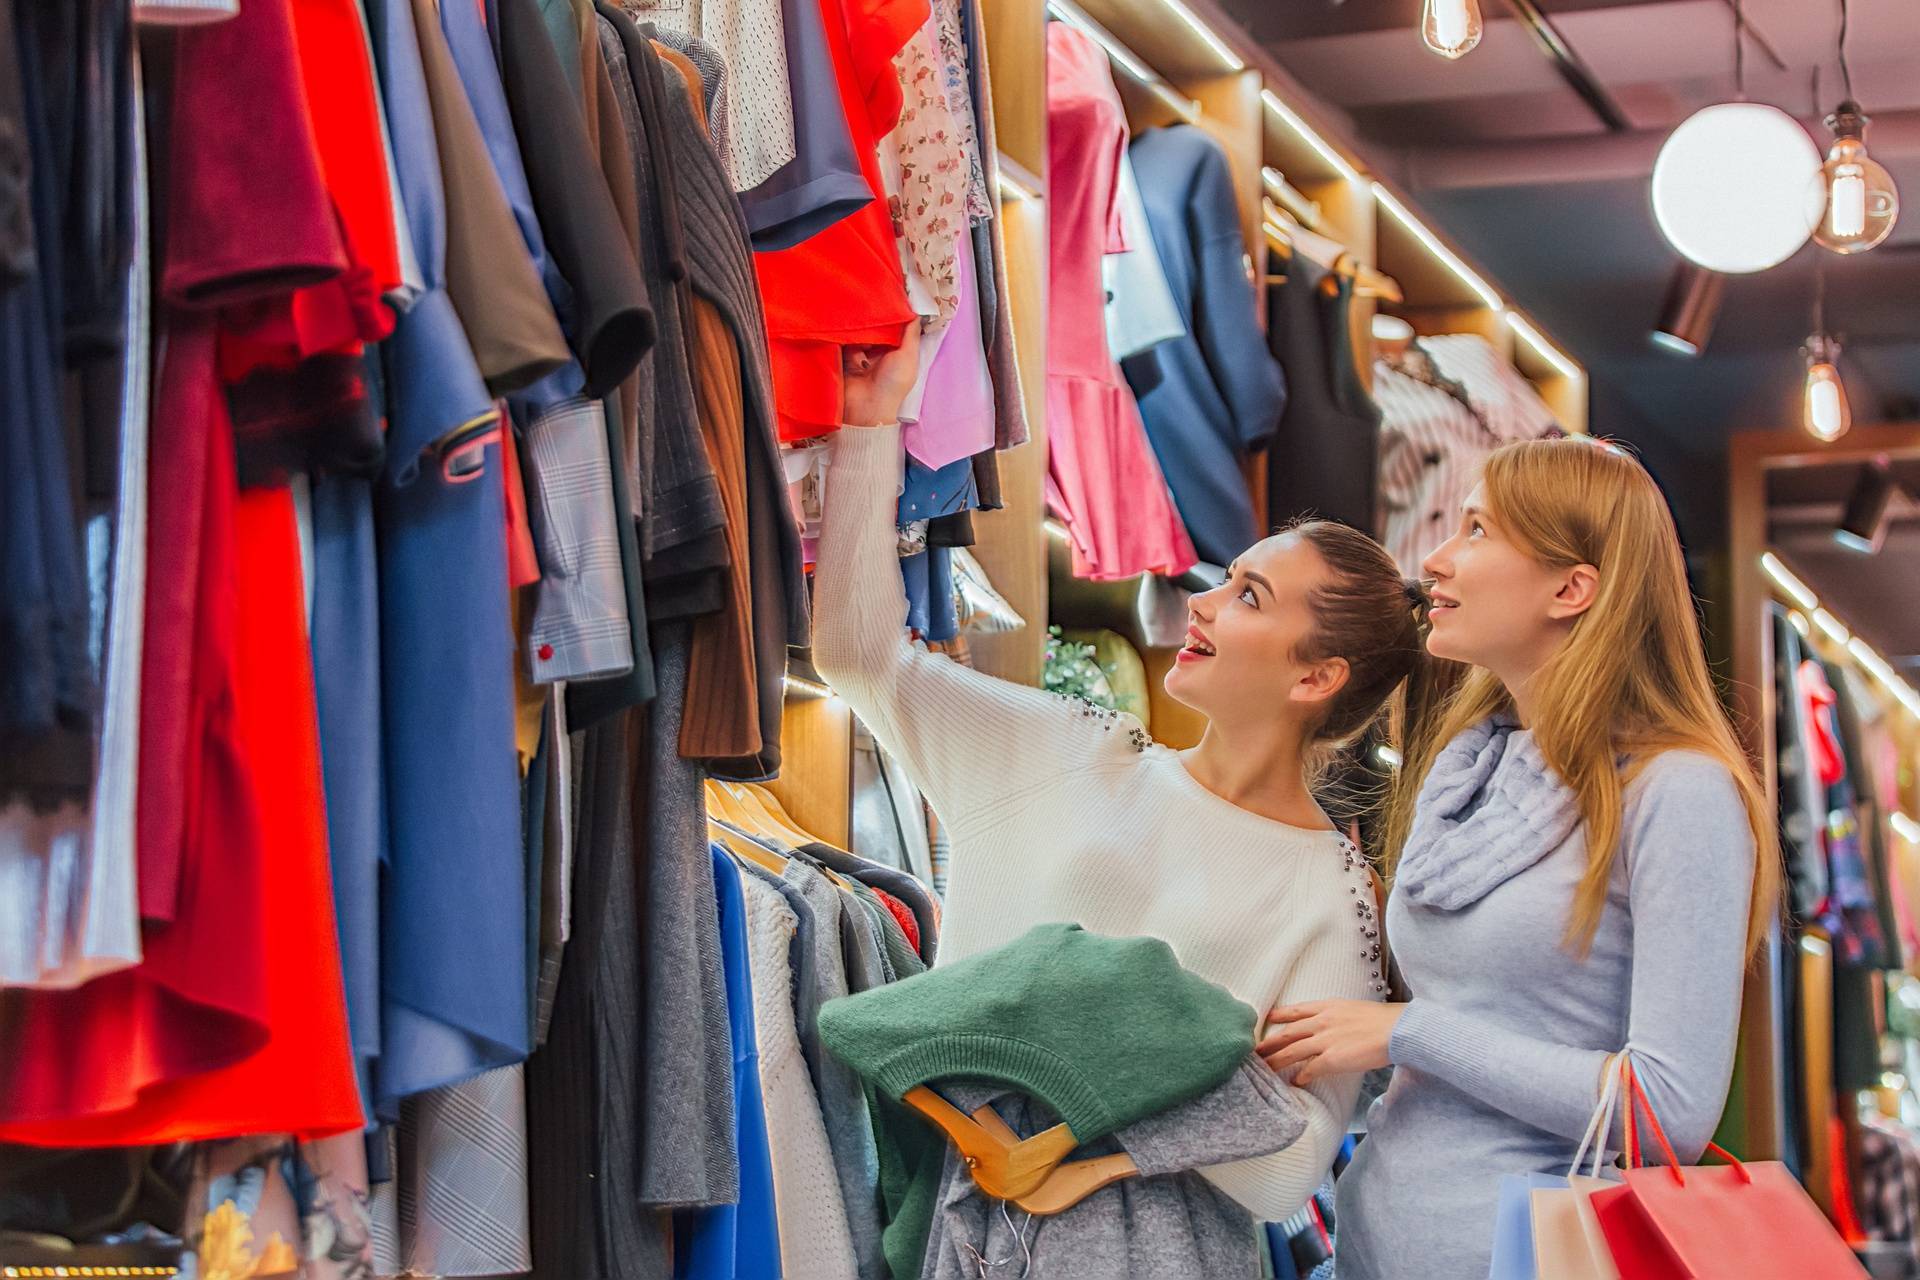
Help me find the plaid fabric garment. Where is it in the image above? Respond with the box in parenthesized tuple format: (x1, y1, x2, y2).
(1859, 1116, 1920, 1269)
(524, 396, 635, 683)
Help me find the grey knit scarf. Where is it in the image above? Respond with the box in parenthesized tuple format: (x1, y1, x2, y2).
(1395, 717, 1582, 910)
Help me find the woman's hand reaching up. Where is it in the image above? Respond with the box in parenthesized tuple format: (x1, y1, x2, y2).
(842, 322, 922, 428)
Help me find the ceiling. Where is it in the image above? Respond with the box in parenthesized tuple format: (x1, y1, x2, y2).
(1220, 0, 1920, 507)
(1217, 0, 1920, 653)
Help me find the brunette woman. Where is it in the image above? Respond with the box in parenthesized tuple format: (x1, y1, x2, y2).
(813, 331, 1428, 1226)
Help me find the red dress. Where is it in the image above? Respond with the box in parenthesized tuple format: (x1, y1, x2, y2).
(754, 0, 925, 441)
(0, 334, 361, 1145)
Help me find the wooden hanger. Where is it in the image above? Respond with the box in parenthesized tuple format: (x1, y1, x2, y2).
(733, 785, 867, 890)
(1262, 220, 1294, 286)
(704, 780, 769, 839)
(708, 784, 859, 890)
(709, 818, 787, 875)
(711, 779, 815, 850)
(1325, 250, 1404, 303)
(901, 1086, 1140, 1215)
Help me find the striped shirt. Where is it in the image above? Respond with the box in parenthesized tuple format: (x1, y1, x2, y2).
(1375, 334, 1560, 574)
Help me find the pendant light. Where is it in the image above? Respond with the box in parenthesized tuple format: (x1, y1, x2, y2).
(1811, 1, 1900, 253)
(1421, 0, 1483, 59)
(1650, 0, 1819, 274)
(1803, 339, 1851, 442)
(1649, 262, 1725, 356)
(1803, 264, 1852, 442)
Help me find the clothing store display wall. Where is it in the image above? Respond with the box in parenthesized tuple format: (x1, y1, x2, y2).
(0, 0, 991, 1275)
(1, 0, 1623, 1277)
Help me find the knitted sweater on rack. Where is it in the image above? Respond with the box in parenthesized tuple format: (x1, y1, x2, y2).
(810, 424, 1378, 1225)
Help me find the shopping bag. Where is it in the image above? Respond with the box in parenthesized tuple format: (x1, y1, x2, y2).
(1488, 1052, 1624, 1279)
(1531, 1176, 1620, 1279)
(1529, 1055, 1624, 1278)
(1587, 1059, 1867, 1279)
(1488, 1173, 1564, 1280)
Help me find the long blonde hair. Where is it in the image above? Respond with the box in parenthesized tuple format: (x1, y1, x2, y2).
(1382, 436, 1780, 956)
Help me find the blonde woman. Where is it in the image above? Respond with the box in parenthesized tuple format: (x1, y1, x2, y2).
(1261, 437, 1780, 1280)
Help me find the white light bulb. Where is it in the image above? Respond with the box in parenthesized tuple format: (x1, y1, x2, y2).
(1803, 358, 1851, 442)
(1811, 111, 1901, 255)
(1421, 0, 1482, 59)
(1809, 373, 1844, 436)
(1829, 167, 1868, 240)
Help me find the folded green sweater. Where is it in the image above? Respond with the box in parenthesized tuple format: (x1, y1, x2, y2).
(818, 922, 1255, 1279)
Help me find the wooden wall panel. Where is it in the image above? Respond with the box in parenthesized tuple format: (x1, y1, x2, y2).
(769, 692, 853, 849)
(1534, 373, 1589, 435)
(980, 0, 1046, 175)
(1142, 646, 1207, 749)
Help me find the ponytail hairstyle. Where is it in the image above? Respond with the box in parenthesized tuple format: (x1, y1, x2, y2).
(1378, 436, 1781, 957)
(1284, 521, 1456, 842)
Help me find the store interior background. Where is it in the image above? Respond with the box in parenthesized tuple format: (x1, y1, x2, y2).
(11, 0, 1920, 1272)
(1228, 0, 1920, 662)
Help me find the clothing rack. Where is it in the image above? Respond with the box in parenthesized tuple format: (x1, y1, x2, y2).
(1264, 217, 1404, 304)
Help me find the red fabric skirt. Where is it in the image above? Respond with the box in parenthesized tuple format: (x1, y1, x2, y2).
(0, 412, 360, 1144)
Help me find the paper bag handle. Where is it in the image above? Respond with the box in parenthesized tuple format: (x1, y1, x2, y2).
(1567, 1051, 1626, 1179)
(1622, 1058, 1752, 1187)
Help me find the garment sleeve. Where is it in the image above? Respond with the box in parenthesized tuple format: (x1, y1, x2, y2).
(811, 425, 1134, 831)
(1182, 141, 1283, 453)
(1387, 752, 1756, 1159)
(1195, 898, 1374, 1222)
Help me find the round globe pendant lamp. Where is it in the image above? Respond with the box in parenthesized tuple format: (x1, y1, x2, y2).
(1651, 102, 1821, 274)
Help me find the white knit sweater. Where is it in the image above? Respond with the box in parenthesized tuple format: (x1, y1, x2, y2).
(811, 425, 1378, 1223)
(736, 868, 861, 1279)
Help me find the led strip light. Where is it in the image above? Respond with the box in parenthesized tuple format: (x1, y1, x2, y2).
(1260, 88, 1363, 185)
(1160, 0, 1245, 70)
(1507, 311, 1582, 382)
(782, 674, 835, 701)
(3, 1271, 177, 1278)
(1372, 182, 1504, 310)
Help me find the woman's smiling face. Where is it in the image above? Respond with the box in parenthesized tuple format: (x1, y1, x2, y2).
(1420, 482, 1578, 676)
(1164, 532, 1333, 721)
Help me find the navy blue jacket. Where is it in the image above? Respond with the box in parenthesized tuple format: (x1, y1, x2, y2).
(1123, 125, 1286, 566)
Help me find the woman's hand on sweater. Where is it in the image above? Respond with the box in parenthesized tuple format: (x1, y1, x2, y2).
(842, 322, 922, 428)
(1258, 1001, 1406, 1087)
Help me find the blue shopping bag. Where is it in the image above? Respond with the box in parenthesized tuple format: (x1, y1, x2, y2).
(1488, 1172, 1567, 1280)
(1488, 1053, 1628, 1279)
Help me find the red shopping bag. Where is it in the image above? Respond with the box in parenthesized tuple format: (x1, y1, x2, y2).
(1588, 1061, 1866, 1279)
